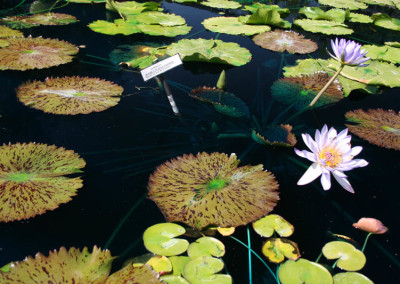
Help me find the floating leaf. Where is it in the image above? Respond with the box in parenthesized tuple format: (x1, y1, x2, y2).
(16, 76, 123, 115)
(133, 12, 185, 26)
(278, 258, 333, 284)
(299, 7, 347, 23)
(239, 8, 291, 28)
(318, 0, 368, 10)
(187, 237, 225, 258)
(0, 40, 9, 48)
(182, 256, 232, 284)
(348, 12, 373, 23)
(253, 214, 294, 237)
(201, 0, 241, 9)
(0, 246, 112, 283)
(69, 0, 105, 2)
(262, 238, 301, 263)
(136, 24, 191, 37)
(166, 39, 251, 66)
(148, 152, 279, 231)
(372, 13, 400, 31)
(217, 227, 235, 236)
(294, 19, 353, 35)
(168, 256, 191, 276)
(253, 30, 317, 54)
(333, 272, 373, 284)
(88, 19, 142, 35)
(0, 13, 78, 29)
(202, 17, 271, 36)
(362, 44, 400, 64)
(243, 4, 289, 15)
(322, 241, 366, 271)
(385, 41, 400, 47)
(107, 0, 161, 16)
(0, 25, 23, 38)
(146, 255, 173, 274)
(189, 87, 250, 118)
(106, 263, 163, 283)
(251, 125, 297, 147)
(345, 108, 400, 151)
(161, 275, 190, 284)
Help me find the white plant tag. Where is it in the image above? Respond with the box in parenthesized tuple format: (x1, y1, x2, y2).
(140, 54, 182, 81)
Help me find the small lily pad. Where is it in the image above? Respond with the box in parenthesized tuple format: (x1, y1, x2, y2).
(348, 12, 373, 23)
(106, 263, 162, 283)
(251, 125, 297, 147)
(88, 19, 141, 35)
(143, 223, 189, 257)
(322, 241, 366, 271)
(262, 238, 301, 263)
(294, 19, 353, 35)
(146, 255, 173, 274)
(318, 0, 368, 10)
(202, 17, 271, 36)
(182, 256, 232, 284)
(201, 0, 241, 9)
(333, 272, 373, 284)
(217, 227, 235, 236)
(168, 256, 191, 276)
(253, 214, 294, 237)
(372, 13, 400, 31)
(0, 13, 78, 29)
(187, 237, 225, 258)
(278, 258, 333, 284)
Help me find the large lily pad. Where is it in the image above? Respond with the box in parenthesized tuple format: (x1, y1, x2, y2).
(166, 39, 251, 66)
(0, 36, 78, 71)
(106, 263, 162, 283)
(106, 0, 161, 16)
(182, 256, 232, 284)
(0, 246, 112, 283)
(253, 30, 317, 54)
(251, 125, 297, 147)
(133, 12, 185, 26)
(345, 108, 400, 151)
(333, 272, 373, 284)
(322, 241, 366, 271)
(238, 8, 291, 28)
(0, 13, 78, 29)
(243, 4, 289, 15)
(362, 44, 400, 64)
(318, 0, 368, 10)
(187, 237, 225, 258)
(262, 238, 301, 263)
(202, 17, 271, 36)
(299, 7, 347, 23)
(201, 0, 241, 9)
(372, 13, 400, 31)
(17, 76, 123, 115)
(136, 24, 192, 37)
(88, 19, 141, 35)
(294, 19, 353, 35)
(253, 214, 294, 237)
(278, 258, 333, 284)
(0, 143, 85, 222)
(148, 152, 279, 231)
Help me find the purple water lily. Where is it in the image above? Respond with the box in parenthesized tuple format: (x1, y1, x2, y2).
(328, 38, 370, 67)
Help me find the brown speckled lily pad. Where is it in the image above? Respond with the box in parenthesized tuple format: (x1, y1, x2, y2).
(105, 263, 163, 284)
(252, 124, 297, 147)
(0, 25, 23, 38)
(0, 13, 78, 29)
(0, 143, 85, 222)
(148, 152, 279, 231)
(0, 36, 78, 70)
(16, 76, 123, 115)
(345, 108, 400, 151)
(253, 30, 318, 54)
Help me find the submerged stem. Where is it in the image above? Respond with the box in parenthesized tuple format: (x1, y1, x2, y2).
(247, 226, 253, 284)
(362, 232, 373, 252)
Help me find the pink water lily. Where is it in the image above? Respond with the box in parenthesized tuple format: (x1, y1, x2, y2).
(294, 125, 368, 193)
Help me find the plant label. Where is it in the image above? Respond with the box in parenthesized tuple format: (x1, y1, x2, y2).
(141, 54, 182, 81)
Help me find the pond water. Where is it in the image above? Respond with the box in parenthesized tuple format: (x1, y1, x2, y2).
(0, 0, 399, 283)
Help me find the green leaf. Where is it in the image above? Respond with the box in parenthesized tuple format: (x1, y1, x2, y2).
(278, 258, 333, 284)
(347, 12, 373, 23)
(251, 125, 297, 147)
(160, 275, 190, 284)
(88, 19, 141, 35)
(243, 4, 289, 16)
(262, 238, 301, 263)
(182, 256, 232, 284)
(362, 44, 400, 64)
(322, 241, 366, 271)
(373, 13, 400, 31)
(132, 12, 186, 26)
(202, 16, 271, 36)
(333, 272, 374, 284)
(201, 0, 241, 9)
(299, 7, 347, 23)
(239, 8, 292, 28)
(168, 256, 191, 276)
(216, 70, 226, 90)
(137, 24, 191, 37)
(318, 0, 368, 10)
(294, 19, 353, 35)
(187, 237, 225, 258)
(253, 214, 294, 237)
(106, 0, 161, 16)
(106, 263, 162, 283)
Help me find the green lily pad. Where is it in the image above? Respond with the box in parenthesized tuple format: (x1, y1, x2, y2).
(106, 0, 161, 16)
(0, 143, 85, 222)
(168, 256, 191, 276)
(372, 13, 400, 31)
(172, 0, 198, 2)
(143, 223, 189, 256)
(189, 87, 250, 118)
(0, 25, 23, 38)
(0, 246, 112, 283)
(243, 4, 289, 15)
(88, 19, 142, 35)
(333, 272, 374, 284)
(253, 214, 294, 237)
(187, 237, 225, 258)
(133, 12, 186, 26)
(278, 258, 333, 284)
(161, 275, 190, 284)
(106, 263, 163, 283)
(348, 12, 373, 23)
(359, 0, 399, 7)
(201, 0, 241, 9)
(294, 19, 353, 35)
(299, 7, 347, 23)
(318, 0, 368, 10)
(182, 256, 232, 284)
(166, 39, 251, 66)
(322, 241, 366, 271)
(362, 44, 400, 64)
(251, 125, 297, 147)
(0, 13, 78, 29)
(202, 17, 271, 36)
(146, 255, 173, 274)
(385, 41, 400, 47)
(262, 238, 301, 263)
(239, 8, 291, 28)
(136, 24, 191, 37)
(69, 0, 105, 2)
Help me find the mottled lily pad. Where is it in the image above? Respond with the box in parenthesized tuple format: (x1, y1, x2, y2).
(106, 263, 163, 283)
(318, 0, 368, 10)
(0, 13, 78, 29)
(0, 39, 9, 48)
(0, 36, 78, 71)
(251, 125, 297, 147)
(372, 13, 400, 31)
(143, 223, 189, 256)
(187, 237, 225, 258)
(16, 76, 123, 115)
(0, 246, 112, 282)
(345, 108, 400, 151)
(0, 25, 23, 38)
(322, 241, 366, 271)
(278, 258, 333, 284)
(189, 87, 250, 118)
(166, 39, 251, 66)
(202, 17, 271, 36)
(182, 256, 232, 284)
(201, 0, 241, 9)
(362, 44, 400, 64)
(299, 7, 347, 23)
(333, 272, 373, 284)
(253, 30, 317, 54)
(294, 19, 353, 35)
(238, 8, 291, 28)
(148, 152, 279, 231)
(253, 214, 294, 237)
(262, 238, 301, 263)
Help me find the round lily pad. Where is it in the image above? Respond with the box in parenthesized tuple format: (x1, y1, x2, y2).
(143, 223, 189, 257)
(322, 241, 366, 271)
(187, 237, 225, 258)
(0, 143, 85, 222)
(148, 152, 279, 231)
(333, 272, 373, 284)
(168, 256, 191, 276)
(253, 214, 294, 237)
(278, 258, 333, 284)
(318, 0, 368, 10)
(345, 108, 400, 151)
(372, 13, 400, 31)
(182, 256, 232, 284)
(146, 255, 173, 274)
(253, 30, 318, 54)
(106, 263, 163, 283)
(0, 36, 78, 71)
(201, 0, 241, 9)
(0, 13, 78, 29)
(16, 76, 123, 115)
(133, 12, 186, 26)
(299, 7, 347, 23)
(217, 227, 235, 236)
(202, 17, 271, 36)
(294, 19, 353, 35)
(262, 238, 301, 263)
(160, 275, 190, 284)
(136, 24, 192, 37)
(251, 125, 297, 147)
(0, 25, 23, 38)
(362, 44, 400, 64)
(88, 19, 141, 35)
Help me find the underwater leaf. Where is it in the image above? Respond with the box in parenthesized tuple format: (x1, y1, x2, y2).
(201, 0, 241, 9)
(182, 256, 232, 284)
(345, 108, 400, 151)
(243, 4, 290, 15)
(238, 8, 291, 28)
(136, 24, 192, 37)
(166, 39, 252, 66)
(0, 246, 112, 283)
(133, 11, 186, 26)
(322, 241, 366, 271)
(318, 0, 368, 10)
(88, 19, 142, 35)
(106, 263, 163, 283)
(362, 44, 400, 64)
(333, 272, 373, 284)
(252, 214, 294, 237)
(372, 13, 400, 31)
(0, 25, 23, 38)
(348, 12, 373, 23)
(148, 152, 279, 231)
(143, 223, 190, 256)
(202, 17, 271, 36)
(17, 76, 123, 115)
(0, 13, 78, 29)
(187, 237, 225, 258)
(262, 238, 301, 263)
(189, 87, 250, 118)
(278, 258, 333, 284)
(253, 30, 318, 54)
(299, 7, 347, 23)
(0, 36, 78, 71)
(107, 0, 161, 16)
(294, 19, 353, 35)
(251, 125, 297, 147)
(0, 143, 85, 222)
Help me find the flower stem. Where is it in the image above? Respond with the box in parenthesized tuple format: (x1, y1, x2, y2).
(362, 232, 373, 252)
(308, 64, 344, 107)
(247, 226, 253, 284)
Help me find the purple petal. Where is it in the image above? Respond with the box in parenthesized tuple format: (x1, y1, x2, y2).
(332, 172, 354, 193)
(321, 172, 331, 190)
(294, 149, 317, 162)
(302, 133, 318, 153)
(297, 163, 323, 186)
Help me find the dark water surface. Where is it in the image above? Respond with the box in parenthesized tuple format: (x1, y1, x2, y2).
(0, 1, 399, 283)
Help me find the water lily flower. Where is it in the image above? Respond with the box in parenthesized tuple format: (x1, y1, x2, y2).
(294, 125, 368, 193)
(328, 38, 370, 67)
(353, 217, 388, 234)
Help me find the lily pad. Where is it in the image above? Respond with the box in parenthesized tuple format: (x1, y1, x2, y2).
(0, 36, 78, 71)
(345, 108, 400, 151)
(0, 143, 85, 222)
(106, 0, 161, 16)
(146, 255, 173, 274)
(0, 246, 112, 282)
(187, 237, 225, 258)
(137, 24, 192, 37)
(88, 19, 141, 35)
(0, 39, 9, 48)
(251, 125, 297, 147)
(217, 227, 235, 236)
(133, 12, 185, 26)
(299, 7, 347, 23)
(166, 39, 252, 66)
(16, 76, 123, 115)
(106, 263, 163, 283)
(294, 19, 353, 35)
(202, 17, 271, 36)
(201, 0, 241, 9)
(362, 44, 400, 64)
(373, 13, 400, 31)
(168, 256, 191, 276)
(0, 25, 23, 38)
(161, 275, 190, 284)
(0, 13, 78, 29)
(333, 272, 373, 284)
(238, 8, 291, 29)
(69, 0, 105, 2)
(348, 12, 373, 23)
(322, 241, 366, 271)
(278, 258, 333, 284)
(148, 152, 279, 231)
(143, 223, 189, 256)
(262, 238, 301, 263)
(318, 0, 368, 10)
(253, 214, 294, 237)
(182, 256, 232, 284)
(253, 30, 317, 54)
(243, 4, 289, 15)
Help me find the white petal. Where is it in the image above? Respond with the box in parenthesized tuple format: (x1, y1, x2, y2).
(321, 172, 331, 190)
(332, 170, 347, 178)
(332, 172, 355, 193)
(348, 146, 363, 157)
(336, 128, 348, 141)
(302, 133, 318, 153)
(297, 163, 323, 186)
(294, 149, 317, 162)
(327, 127, 337, 141)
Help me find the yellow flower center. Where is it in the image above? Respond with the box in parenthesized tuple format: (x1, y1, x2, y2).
(319, 147, 342, 168)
